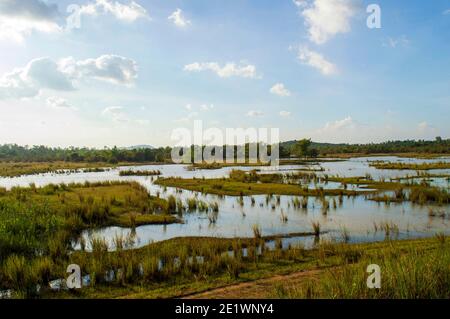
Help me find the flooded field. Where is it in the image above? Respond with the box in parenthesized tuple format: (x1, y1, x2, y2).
(1, 156, 449, 250)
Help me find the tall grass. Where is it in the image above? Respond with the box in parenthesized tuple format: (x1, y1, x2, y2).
(275, 240, 450, 298)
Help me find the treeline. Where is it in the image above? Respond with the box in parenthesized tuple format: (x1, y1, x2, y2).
(0, 145, 172, 163)
(0, 138, 448, 163)
(300, 138, 450, 156)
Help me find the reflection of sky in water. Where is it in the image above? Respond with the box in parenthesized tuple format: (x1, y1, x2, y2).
(77, 193, 449, 251)
(0, 157, 448, 249)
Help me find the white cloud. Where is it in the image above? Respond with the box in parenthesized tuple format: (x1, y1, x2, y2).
(320, 116, 354, 132)
(301, 0, 358, 45)
(0, 0, 61, 43)
(102, 105, 150, 125)
(184, 62, 259, 79)
(200, 104, 214, 111)
(311, 116, 360, 142)
(298, 47, 337, 75)
(46, 96, 72, 108)
(0, 55, 138, 100)
(270, 83, 291, 97)
(0, 57, 74, 99)
(293, 0, 308, 8)
(302, 117, 446, 144)
(79, 0, 148, 23)
(417, 121, 437, 133)
(102, 106, 129, 122)
(247, 110, 264, 117)
(183, 103, 215, 112)
(382, 36, 410, 48)
(280, 111, 292, 117)
(59, 54, 138, 85)
(168, 8, 191, 27)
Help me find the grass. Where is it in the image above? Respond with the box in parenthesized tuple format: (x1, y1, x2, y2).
(272, 237, 450, 299)
(0, 161, 163, 177)
(188, 162, 268, 170)
(32, 236, 450, 299)
(155, 176, 367, 197)
(369, 161, 450, 170)
(325, 175, 449, 204)
(119, 170, 161, 176)
(0, 181, 180, 296)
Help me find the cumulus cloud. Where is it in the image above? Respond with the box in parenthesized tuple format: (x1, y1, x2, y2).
(247, 110, 264, 117)
(300, 0, 358, 45)
(59, 55, 138, 85)
(0, 0, 61, 43)
(46, 96, 72, 108)
(0, 55, 138, 99)
(0, 57, 74, 99)
(168, 8, 191, 27)
(280, 111, 292, 117)
(298, 47, 337, 75)
(79, 0, 148, 23)
(184, 62, 259, 79)
(270, 83, 291, 97)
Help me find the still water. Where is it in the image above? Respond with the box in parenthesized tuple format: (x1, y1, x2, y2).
(0, 156, 449, 249)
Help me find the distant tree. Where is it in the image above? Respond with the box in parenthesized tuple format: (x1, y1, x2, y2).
(294, 139, 312, 158)
(308, 148, 319, 158)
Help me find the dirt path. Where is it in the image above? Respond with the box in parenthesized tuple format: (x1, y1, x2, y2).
(181, 269, 325, 299)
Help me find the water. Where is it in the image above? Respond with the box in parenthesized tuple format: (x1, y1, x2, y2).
(0, 156, 449, 250)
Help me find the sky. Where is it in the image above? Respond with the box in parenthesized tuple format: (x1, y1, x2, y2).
(0, 0, 449, 148)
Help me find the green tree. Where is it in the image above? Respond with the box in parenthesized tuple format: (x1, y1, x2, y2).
(294, 139, 312, 158)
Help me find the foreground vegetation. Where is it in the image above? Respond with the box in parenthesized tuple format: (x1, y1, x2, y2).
(273, 236, 450, 299)
(0, 177, 448, 299)
(0, 181, 180, 297)
(33, 236, 450, 299)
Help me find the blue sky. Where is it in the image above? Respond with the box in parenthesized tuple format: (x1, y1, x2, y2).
(0, 0, 449, 147)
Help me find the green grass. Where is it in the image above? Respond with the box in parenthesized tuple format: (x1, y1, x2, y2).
(38, 236, 450, 299)
(155, 176, 367, 197)
(0, 161, 162, 177)
(0, 181, 180, 296)
(272, 237, 450, 299)
(369, 161, 450, 170)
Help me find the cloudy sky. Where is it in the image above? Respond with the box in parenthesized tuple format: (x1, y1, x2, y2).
(0, 0, 449, 147)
